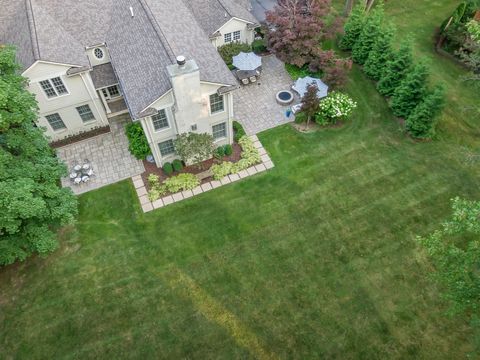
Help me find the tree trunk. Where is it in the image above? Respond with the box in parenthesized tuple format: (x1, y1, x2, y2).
(365, 0, 375, 12)
(344, 0, 355, 16)
(305, 115, 311, 131)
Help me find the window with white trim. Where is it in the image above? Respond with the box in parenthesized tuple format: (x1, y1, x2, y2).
(76, 104, 96, 122)
(45, 113, 66, 131)
(233, 30, 241, 41)
(224, 32, 232, 43)
(158, 139, 175, 157)
(209, 93, 224, 114)
(39, 77, 68, 98)
(151, 109, 169, 131)
(212, 122, 227, 140)
(101, 85, 121, 100)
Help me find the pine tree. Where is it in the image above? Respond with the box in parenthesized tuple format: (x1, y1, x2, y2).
(377, 39, 413, 96)
(390, 61, 430, 119)
(339, 3, 366, 51)
(405, 85, 445, 138)
(351, 3, 384, 64)
(363, 23, 395, 80)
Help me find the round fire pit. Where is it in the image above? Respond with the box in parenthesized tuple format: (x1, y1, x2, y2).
(276, 90, 294, 105)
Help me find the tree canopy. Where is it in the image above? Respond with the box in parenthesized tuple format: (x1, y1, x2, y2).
(0, 46, 77, 266)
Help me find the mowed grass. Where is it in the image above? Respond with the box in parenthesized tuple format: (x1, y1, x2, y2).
(2, 1, 480, 358)
(1, 63, 479, 358)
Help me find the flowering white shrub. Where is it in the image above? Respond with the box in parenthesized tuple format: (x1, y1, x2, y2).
(315, 92, 357, 125)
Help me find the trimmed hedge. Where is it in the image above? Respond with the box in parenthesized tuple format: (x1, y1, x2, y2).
(233, 120, 246, 143)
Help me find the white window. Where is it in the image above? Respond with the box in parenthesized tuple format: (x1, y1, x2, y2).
(76, 104, 96, 122)
(209, 93, 224, 114)
(45, 113, 66, 131)
(158, 139, 175, 157)
(101, 85, 121, 100)
(224, 32, 232, 43)
(151, 109, 169, 131)
(233, 30, 241, 41)
(39, 77, 68, 98)
(94, 48, 104, 60)
(212, 122, 227, 140)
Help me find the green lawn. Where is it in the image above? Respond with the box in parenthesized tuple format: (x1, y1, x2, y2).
(1, 1, 480, 358)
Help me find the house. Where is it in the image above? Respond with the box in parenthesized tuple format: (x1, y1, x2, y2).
(0, 0, 258, 168)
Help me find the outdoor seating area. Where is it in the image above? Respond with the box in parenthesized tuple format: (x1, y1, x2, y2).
(69, 160, 94, 185)
(233, 51, 262, 84)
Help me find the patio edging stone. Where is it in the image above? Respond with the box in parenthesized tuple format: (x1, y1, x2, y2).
(133, 135, 275, 213)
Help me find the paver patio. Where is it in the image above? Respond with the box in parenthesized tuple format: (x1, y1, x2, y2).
(56, 114, 145, 195)
(234, 55, 298, 135)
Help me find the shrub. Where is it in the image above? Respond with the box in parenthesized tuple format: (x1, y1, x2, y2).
(238, 136, 261, 165)
(148, 174, 160, 187)
(233, 120, 246, 142)
(285, 63, 320, 80)
(163, 162, 173, 176)
(211, 162, 234, 180)
(148, 185, 167, 201)
(163, 173, 199, 193)
(174, 132, 214, 165)
(224, 144, 233, 156)
(294, 111, 308, 124)
(214, 146, 225, 159)
(316, 92, 357, 125)
(125, 122, 150, 160)
(172, 159, 183, 172)
(252, 39, 267, 54)
(218, 42, 252, 65)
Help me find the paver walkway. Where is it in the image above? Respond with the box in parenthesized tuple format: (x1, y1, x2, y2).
(57, 114, 145, 195)
(234, 55, 298, 135)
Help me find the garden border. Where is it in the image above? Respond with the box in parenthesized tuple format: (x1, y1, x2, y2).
(132, 135, 275, 213)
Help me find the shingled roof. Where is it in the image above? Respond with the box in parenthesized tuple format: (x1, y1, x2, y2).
(182, 0, 258, 37)
(0, 0, 240, 119)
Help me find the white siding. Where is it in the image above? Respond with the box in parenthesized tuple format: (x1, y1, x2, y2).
(211, 18, 255, 48)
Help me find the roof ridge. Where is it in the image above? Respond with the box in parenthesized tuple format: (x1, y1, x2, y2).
(137, 0, 176, 62)
(25, 0, 40, 61)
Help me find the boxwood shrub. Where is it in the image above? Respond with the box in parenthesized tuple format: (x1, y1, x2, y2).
(163, 162, 173, 176)
(224, 144, 233, 156)
(172, 159, 183, 172)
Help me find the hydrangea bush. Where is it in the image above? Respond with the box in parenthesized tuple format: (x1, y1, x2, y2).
(315, 92, 357, 125)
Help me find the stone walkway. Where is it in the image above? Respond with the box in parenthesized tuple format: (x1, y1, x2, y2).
(57, 114, 145, 195)
(234, 55, 299, 135)
(134, 135, 274, 213)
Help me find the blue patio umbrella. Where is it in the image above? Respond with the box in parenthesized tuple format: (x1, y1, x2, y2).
(232, 52, 262, 71)
(292, 76, 329, 98)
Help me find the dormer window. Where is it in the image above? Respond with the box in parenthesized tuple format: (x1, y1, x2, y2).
(39, 77, 68, 98)
(94, 48, 104, 60)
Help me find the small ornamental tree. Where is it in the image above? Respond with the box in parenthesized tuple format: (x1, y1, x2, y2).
(174, 132, 214, 166)
(377, 39, 414, 96)
(339, 3, 367, 50)
(390, 61, 430, 119)
(300, 84, 321, 129)
(0, 46, 78, 266)
(363, 22, 395, 80)
(313, 50, 353, 89)
(351, 3, 384, 65)
(265, 0, 340, 68)
(405, 85, 445, 139)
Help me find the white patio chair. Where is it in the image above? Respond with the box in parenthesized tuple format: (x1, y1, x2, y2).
(241, 78, 249, 85)
(249, 76, 257, 83)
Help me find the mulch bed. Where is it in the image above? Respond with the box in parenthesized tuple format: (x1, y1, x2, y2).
(51, 126, 111, 148)
(291, 120, 344, 133)
(141, 142, 242, 191)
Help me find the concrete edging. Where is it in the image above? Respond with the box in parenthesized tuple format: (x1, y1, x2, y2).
(132, 135, 275, 213)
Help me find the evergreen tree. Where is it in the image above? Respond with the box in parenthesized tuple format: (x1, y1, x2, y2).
(363, 23, 395, 80)
(405, 85, 445, 138)
(339, 3, 366, 51)
(390, 61, 430, 119)
(377, 39, 413, 96)
(0, 46, 77, 266)
(351, 3, 384, 64)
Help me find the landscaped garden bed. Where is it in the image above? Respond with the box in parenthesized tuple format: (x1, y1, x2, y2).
(50, 125, 111, 148)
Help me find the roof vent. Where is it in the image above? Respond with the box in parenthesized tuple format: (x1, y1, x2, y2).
(176, 55, 186, 67)
(129, 6, 134, 17)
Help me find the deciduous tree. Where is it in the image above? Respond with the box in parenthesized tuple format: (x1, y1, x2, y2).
(0, 46, 77, 266)
(300, 84, 321, 129)
(174, 132, 214, 167)
(390, 61, 429, 119)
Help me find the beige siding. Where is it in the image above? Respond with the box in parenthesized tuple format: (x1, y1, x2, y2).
(211, 18, 255, 48)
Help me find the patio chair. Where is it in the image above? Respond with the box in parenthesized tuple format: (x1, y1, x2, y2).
(241, 78, 249, 85)
(249, 76, 257, 83)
